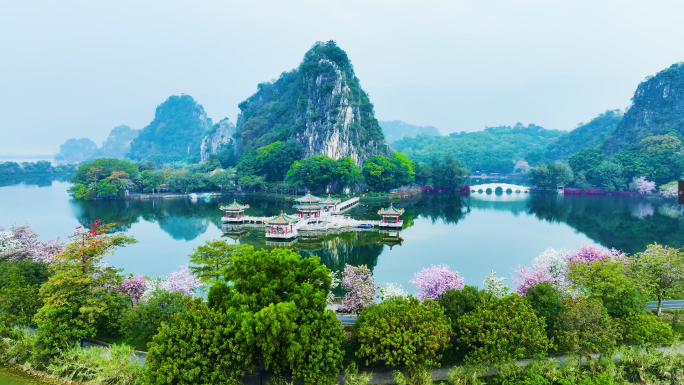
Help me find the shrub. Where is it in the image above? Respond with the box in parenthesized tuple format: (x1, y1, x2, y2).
(355, 296, 451, 376)
(619, 313, 674, 345)
(145, 297, 249, 385)
(342, 363, 372, 385)
(0, 269, 41, 330)
(0, 327, 36, 366)
(554, 296, 620, 360)
(457, 294, 551, 374)
(46, 343, 145, 385)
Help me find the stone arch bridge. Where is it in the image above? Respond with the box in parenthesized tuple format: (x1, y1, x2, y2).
(468, 183, 530, 194)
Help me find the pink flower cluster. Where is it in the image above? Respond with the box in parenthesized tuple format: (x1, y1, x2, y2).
(117, 274, 147, 302)
(633, 176, 656, 195)
(409, 264, 464, 301)
(160, 265, 201, 297)
(341, 264, 379, 314)
(566, 245, 612, 265)
(0, 224, 63, 263)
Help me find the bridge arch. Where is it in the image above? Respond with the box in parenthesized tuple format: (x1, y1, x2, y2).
(469, 183, 530, 194)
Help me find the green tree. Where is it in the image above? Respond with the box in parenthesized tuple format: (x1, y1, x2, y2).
(117, 290, 186, 350)
(568, 147, 605, 175)
(334, 156, 364, 191)
(362, 152, 415, 192)
(138, 169, 166, 193)
(212, 248, 344, 385)
(438, 286, 490, 340)
(95, 178, 119, 197)
(189, 242, 252, 283)
(568, 260, 646, 318)
(0, 270, 41, 331)
(286, 155, 338, 193)
(431, 155, 470, 189)
(355, 296, 451, 376)
(144, 297, 250, 385)
(554, 296, 620, 362)
(525, 282, 563, 338)
(530, 161, 573, 189)
(591, 161, 626, 192)
(631, 244, 684, 315)
(209, 168, 236, 191)
(457, 294, 551, 375)
(32, 221, 136, 358)
(258, 141, 304, 181)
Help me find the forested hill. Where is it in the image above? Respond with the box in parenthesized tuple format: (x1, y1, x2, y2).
(529, 110, 623, 163)
(379, 120, 441, 143)
(128, 95, 211, 163)
(602, 62, 684, 154)
(234, 41, 388, 164)
(392, 123, 563, 173)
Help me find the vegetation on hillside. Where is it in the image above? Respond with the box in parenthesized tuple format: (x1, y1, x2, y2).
(128, 95, 211, 163)
(379, 120, 441, 143)
(393, 123, 563, 173)
(0, 160, 76, 177)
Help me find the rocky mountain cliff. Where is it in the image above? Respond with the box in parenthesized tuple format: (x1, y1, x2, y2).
(235, 41, 389, 164)
(379, 120, 441, 143)
(100, 125, 140, 158)
(128, 95, 211, 163)
(200, 118, 236, 162)
(603, 63, 684, 153)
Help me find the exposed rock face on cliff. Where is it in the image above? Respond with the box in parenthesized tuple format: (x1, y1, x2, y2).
(128, 95, 210, 163)
(235, 41, 389, 164)
(200, 118, 236, 162)
(603, 63, 684, 153)
(100, 125, 140, 159)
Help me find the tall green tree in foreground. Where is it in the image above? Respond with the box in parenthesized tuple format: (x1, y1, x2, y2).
(631, 244, 684, 315)
(32, 220, 136, 359)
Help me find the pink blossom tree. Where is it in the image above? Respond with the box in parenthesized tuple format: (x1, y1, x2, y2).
(117, 274, 147, 303)
(409, 264, 464, 301)
(0, 224, 63, 263)
(340, 264, 379, 314)
(566, 245, 612, 265)
(161, 265, 201, 297)
(632, 176, 656, 195)
(514, 248, 571, 296)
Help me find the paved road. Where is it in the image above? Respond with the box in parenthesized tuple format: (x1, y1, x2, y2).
(646, 300, 684, 310)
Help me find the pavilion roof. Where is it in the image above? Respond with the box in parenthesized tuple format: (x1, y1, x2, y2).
(295, 191, 321, 203)
(377, 204, 405, 216)
(265, 212, 297, 225)
(320, 195, 341, 205)
(220, 200, 249, 211)
(293, 203, 324, 210)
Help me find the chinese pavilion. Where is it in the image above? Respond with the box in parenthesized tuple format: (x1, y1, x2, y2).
(293, 191, 324, 218)
(220, 199, 249, 222)
(264, 211, 298, 239)
(320, 194, 341, 211)
(377, 203, 404, 228)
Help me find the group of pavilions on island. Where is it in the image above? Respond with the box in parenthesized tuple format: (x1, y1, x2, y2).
(218, 192, 405, 240)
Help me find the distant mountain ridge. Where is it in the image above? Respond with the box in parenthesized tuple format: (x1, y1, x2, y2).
(55, 125, 140, 163)
(379, 120, 441, 143)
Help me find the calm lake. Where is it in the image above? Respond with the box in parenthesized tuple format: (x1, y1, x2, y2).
(1, 179, 683, 292)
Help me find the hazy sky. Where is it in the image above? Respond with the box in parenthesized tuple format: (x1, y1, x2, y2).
(2, 0, 684, 154)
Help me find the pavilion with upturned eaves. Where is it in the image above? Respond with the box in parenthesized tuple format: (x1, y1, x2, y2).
(320, 195, 341, 211)
(377, 203, 404, 228)
(265, 211, 298, 239)
(293, 192, 324, 218)
(220, 199, 250, 222)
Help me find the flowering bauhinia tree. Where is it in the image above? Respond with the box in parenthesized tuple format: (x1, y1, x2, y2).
(513, 248, 570, 296)
(0, 224, 63, 262)
(566, 245, 613, 265)
(117, 274, 147, 303)
(483, 270, 508, 298)
(341, 264, 379, 314)
(632, 176, 656, 195)
(161, 265, 201, 297)
(409, 264, 464, 301)
(379, 282, 408, 301)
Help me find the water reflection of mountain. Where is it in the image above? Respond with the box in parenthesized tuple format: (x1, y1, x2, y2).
(526, 195, 684, 254)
